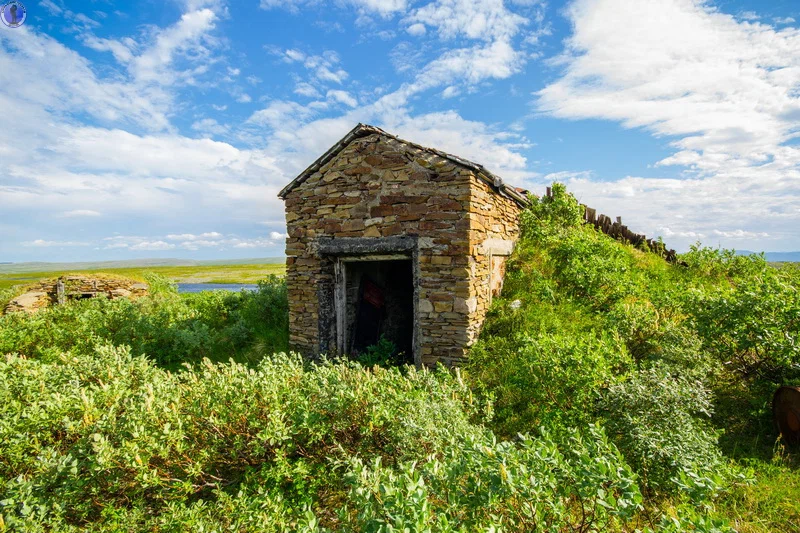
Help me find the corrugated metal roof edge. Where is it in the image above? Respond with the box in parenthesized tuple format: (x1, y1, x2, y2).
(277, 123, 531, 207)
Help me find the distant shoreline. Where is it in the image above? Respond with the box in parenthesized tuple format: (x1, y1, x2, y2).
(0, 257, 285, 274)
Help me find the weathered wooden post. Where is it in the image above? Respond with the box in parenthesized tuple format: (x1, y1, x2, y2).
(56, 279, 65, 305)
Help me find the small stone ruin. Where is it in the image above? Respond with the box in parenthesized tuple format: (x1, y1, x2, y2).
(3, 275, 149, 314)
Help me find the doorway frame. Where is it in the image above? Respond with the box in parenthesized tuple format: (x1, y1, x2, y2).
(318, 236, 421, 367)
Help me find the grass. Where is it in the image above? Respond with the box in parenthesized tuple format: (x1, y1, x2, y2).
(711, 378, 800, 532)
(0, 263, 286, 290)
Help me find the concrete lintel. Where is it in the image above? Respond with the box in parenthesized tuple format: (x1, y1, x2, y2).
(318, 235, 418, 256)
(481, 238, 515, 256)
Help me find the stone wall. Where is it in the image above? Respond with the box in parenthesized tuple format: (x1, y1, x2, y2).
(462, 174, 524, 355)
(282, 132, 525, 366)
(4, 275, 149, 314)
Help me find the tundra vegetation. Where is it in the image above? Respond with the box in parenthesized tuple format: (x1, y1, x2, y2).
(1, 184, 799, 532)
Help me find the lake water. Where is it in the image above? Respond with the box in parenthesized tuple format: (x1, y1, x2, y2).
(177, 283, 259, 294)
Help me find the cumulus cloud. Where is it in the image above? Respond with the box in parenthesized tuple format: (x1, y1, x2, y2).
(406, 23, 426, 36)
(260, 0, 408, 17)
(130, 241, 176, 251)
(294, 82, 322, 98)
(279, 48, 349, 84)
(535, 0, 800, 251)
(327, 89, 358, 107)
(23, 239, 90, 247)
(404, 0, 527, 41)
(103, 232, 286, 252)
(191, 118, 229, 136)
(61, 210, 102, 217)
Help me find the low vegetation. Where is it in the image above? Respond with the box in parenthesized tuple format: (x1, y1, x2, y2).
(1, 184, 798, 531)
(0, 262, 286, 291)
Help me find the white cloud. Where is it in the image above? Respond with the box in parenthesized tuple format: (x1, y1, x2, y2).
(404, 0, 527, 41)
(657, 227, 706, 239)
(283, 49, 306, 62)
(279, 48, 350, 85)
(711, 229, 770, 239)
(538, 0, 800, 170)
(260, 0, 408, 17)
(0, 31, 171, 132)
(409, 39, 523, 91)
(103, 232, 285, 252)
(535, 0, 800, 251)
(441, 86, 459, 98)
(381, 110, 533, 181)
(406, 22, 426, 36)
(23, 239, 90, 247)
(738, 10, 760, 21)
(40, 0, 63, 15)
(774, 17, 796, 25)
(166, 232, 223, 241)
(191, 118, 229, 135)
(247, 100, 321, 130)
(129, 9, 218, 83)
(130, 241, 176, 251)
(315, 65, 349, 84)
(61, 209, 102, 217)
(294, 82, 322, 98)
(385, 0, 541, 102)
(327, 89, 358, 107)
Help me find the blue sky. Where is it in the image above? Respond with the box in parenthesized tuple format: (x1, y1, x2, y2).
(1, 0, 799, 262)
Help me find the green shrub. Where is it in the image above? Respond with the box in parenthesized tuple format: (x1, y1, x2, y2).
(0, 346, 647, 532)
(356, 336, 400, 368)
(687, 268, 800, 382)
(0, 346, 483, 529)
(599, 366, 729, 498)
(468, 331, 632, 436)
(0, 276, 289, 368)
(344, 424, 642, 532)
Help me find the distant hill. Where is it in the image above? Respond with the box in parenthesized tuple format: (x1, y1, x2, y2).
(735, 251, 800, 263)
(0, 257, 285, 274)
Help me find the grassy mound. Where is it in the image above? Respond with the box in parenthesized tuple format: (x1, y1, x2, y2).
(467, 184, 800, 531)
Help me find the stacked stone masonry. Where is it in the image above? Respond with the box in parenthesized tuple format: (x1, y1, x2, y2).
(280, 124, 527, 367)
(4, 276, 149, 314)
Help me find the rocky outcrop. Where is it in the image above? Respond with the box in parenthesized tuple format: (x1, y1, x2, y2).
(3, 275, 149, 314)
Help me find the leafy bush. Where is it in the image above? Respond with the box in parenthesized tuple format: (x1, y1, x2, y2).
(688, 267, 800, 382)
(0, 275, 289, 368)
(356, 336, 400, 368)
(344, 424, 641, 532)
(468, 331, 631, 436)
(0, 346, 480, 529)
(599, 366, 728, 498)
(0, 346, 645, 532)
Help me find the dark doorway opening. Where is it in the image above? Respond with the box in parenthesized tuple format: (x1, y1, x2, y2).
(343, 259, 414, 365)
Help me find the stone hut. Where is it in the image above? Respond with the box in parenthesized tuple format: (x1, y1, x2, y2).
(279, 124, 529, 367)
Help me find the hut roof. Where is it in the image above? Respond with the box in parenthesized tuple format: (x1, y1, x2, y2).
(277, 123, 529, 206)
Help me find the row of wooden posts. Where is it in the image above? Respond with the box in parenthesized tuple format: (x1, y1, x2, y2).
(545, 187, 678, 263)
